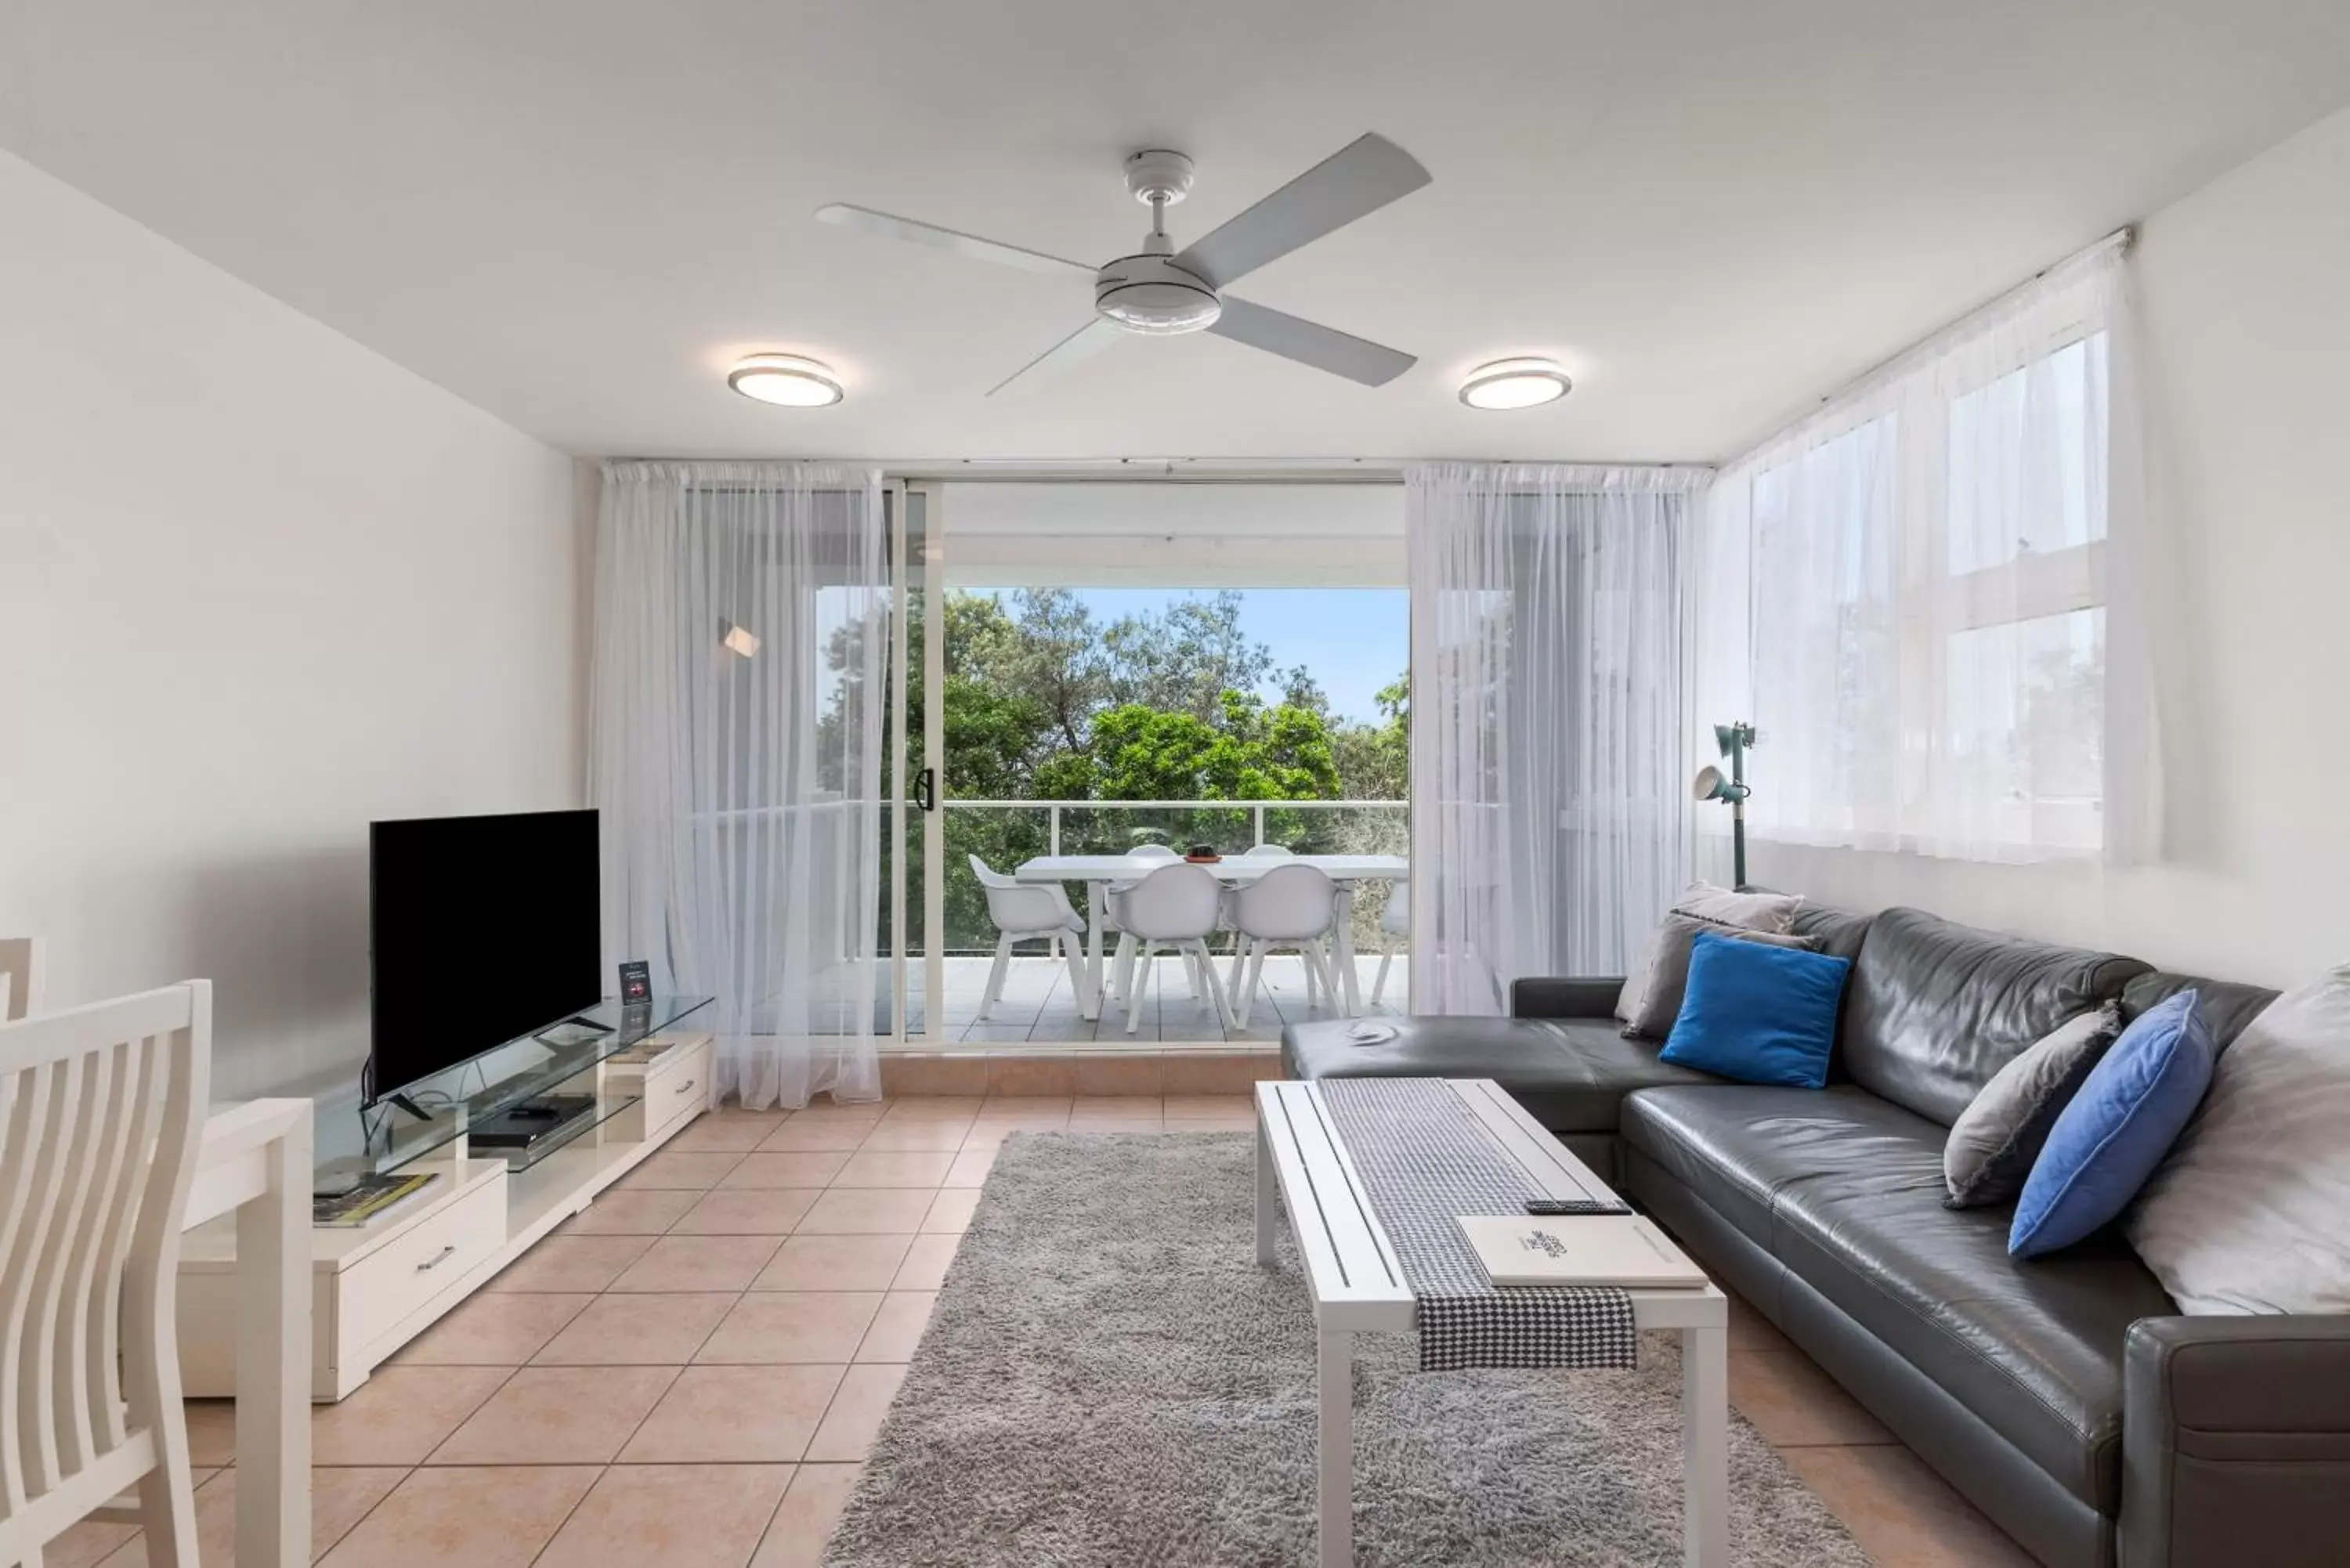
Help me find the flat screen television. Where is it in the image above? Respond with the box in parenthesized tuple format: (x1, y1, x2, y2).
(367, 808, 602, 1106)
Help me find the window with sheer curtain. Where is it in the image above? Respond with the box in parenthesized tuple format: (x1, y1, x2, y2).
(1701, 234, 2154, 865)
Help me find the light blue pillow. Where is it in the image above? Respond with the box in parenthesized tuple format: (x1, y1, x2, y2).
(1659, 932, 1851, 1089)
(2009, 989, 2214, 1259)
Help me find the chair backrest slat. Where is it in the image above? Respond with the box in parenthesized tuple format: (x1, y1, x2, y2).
(0, 984, 208, 1536)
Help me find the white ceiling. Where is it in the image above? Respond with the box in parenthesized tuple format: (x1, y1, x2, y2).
(3, 1, 2346, 464)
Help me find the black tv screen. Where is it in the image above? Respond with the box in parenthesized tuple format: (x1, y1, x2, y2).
(368, 808, 602, 1104)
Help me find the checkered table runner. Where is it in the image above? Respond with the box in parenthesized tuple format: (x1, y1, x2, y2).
(1317, 1078, 1638, 1373)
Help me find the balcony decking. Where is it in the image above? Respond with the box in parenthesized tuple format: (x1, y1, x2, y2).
(915, 952, 1408, 1046)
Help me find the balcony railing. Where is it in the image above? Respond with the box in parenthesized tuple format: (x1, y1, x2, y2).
(931, 797, 1407, 956)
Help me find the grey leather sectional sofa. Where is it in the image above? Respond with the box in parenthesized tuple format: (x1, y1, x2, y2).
(1282, 904, 2349, 1568)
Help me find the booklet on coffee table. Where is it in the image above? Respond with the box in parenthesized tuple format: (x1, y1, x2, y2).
(1457, 1212, 1710, 1289)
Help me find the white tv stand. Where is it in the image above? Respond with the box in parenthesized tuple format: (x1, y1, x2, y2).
(175, 1015, 714, 1402)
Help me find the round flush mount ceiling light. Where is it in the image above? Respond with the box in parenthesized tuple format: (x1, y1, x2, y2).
(1459, 357, 1571, 410)
(727, 352, 843, 407)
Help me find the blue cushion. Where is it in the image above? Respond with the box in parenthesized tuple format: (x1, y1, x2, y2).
(1659, 932, 1851, 1089)
(2009, 989, 2214, 1259)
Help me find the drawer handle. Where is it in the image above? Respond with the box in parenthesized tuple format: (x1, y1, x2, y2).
(675, 1078, 696, 1095)
(415, 1245, 458, 1274)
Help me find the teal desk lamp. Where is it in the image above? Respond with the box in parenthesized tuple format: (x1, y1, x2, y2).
(1693, 722, 1758, 888)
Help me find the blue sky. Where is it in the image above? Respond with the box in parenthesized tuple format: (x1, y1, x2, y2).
(987, 587, 1408, 724)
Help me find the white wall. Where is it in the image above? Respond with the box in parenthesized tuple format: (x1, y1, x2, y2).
(1744, 103, 2350, 989)
(0, 150, 582, 1097)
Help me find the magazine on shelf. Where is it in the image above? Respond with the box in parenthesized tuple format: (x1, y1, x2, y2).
(313, 1169, 440, 1228)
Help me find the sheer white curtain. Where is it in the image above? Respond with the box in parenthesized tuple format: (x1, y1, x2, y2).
(1703, 233, 2156, 865)
(1408, 464, 1704, 1014)
(591, 461, 888, 1108)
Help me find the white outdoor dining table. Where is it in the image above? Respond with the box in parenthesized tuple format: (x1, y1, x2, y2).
(1012, 854, 1408, 1022)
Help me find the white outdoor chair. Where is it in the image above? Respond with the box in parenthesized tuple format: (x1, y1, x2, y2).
(0, 981, 212, 1568)
(1104, 844, 1195, 1006)
(1225, 863, 1343, 1028)
(1106, 863, 1235, 1035)
(968, 856, 1086, 1021)
(1370, 876, 1409, 1008)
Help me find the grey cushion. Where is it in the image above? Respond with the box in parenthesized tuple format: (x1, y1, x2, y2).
(1943, 1000, 2123, 1209)
(1621, 913, 1819, 1039)
(1616, 883, 1805, 1021)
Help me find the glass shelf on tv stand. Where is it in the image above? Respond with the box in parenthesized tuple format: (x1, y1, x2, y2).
(324, 994, 715, 1179)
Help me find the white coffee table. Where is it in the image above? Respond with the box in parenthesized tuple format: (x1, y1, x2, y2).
(1255, 1077, 1728, 1568)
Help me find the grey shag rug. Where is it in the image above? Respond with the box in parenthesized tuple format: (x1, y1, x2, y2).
(822, 1131, 1871, 1567)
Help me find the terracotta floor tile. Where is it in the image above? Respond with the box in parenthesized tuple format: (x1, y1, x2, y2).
(92, 1463, 406, 1568)
(721, 1151, 851, 1189)
(830, 1149, 957, 1188)
(620, 1364, 846, 1463)
(920, 1188, 981, 1235)
(854, 1120, 970, 1152)
(560, 1187, 701, 1236)
(855, 1292, 938, 1364)
(668, 1114, 790, 1152)
(749, 1464, 862, 1568)
(483, 1234, 653, 1294)
(537, 1464, 793, 1568)
(618, 1151, 747, 1190)
(796, 1187, 936, 1235)
(804, 1363, 908, 1462)
(1161, 1094, 1251, 1117)
(310, 1364, 512, 1465)
(696, 1291, 884, 1364)
(757, 1121, 871, 1153)
(396, 1291, 591, 1367)
(877, 1095, 985, 1120)
(1065, 1095, 1161, 1118)
(1728, 1349, 1894, 1447)
(752, 1234, 915, 1292)
(427, 1364, 677, 1465)
(1784, 1445, 2038, 1567)
(608, 1233, 783, 1292)
(672, 1187, 821, 1235)
(183, 1400, 238, 1467)
(45, 1471, 220, 1568)
(974, 1094, 1074, 1120)
(531, 1292, 736, 1365)
(778, 1102, 885, 1127)
(941, 1147, 998, 1188)
(1726, 1289, 1795, 1352)
(891, 1233, 963, 1291)
(315, 1464, 598, 1568)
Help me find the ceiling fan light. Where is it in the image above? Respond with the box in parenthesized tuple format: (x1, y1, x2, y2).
(1460, 357, 1571, 410)
(727, 353, 843, 406)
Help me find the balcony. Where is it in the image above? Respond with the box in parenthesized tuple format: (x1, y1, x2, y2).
(920, 797, 1408, 1046)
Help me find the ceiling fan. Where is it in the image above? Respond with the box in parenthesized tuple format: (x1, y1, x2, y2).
(815, 133, 1431, 396)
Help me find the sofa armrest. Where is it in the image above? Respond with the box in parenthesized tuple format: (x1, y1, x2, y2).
(2122, 1313, 2350, 1567)
(1509, 977, 1624, 1020)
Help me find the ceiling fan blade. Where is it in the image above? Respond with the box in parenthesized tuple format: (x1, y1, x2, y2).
(814, 203, 1095, 281)
(986, 317, 1125, 397)
(1173, 133, 1431, 290)
(1206, 296, 1415, 387)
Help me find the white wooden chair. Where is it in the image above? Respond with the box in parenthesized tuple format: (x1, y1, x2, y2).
(0, 935, 44, 1022)
(0, 981, 212, 1568)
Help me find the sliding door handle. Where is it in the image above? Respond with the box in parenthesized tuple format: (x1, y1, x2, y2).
(914, 768, 938, 813)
